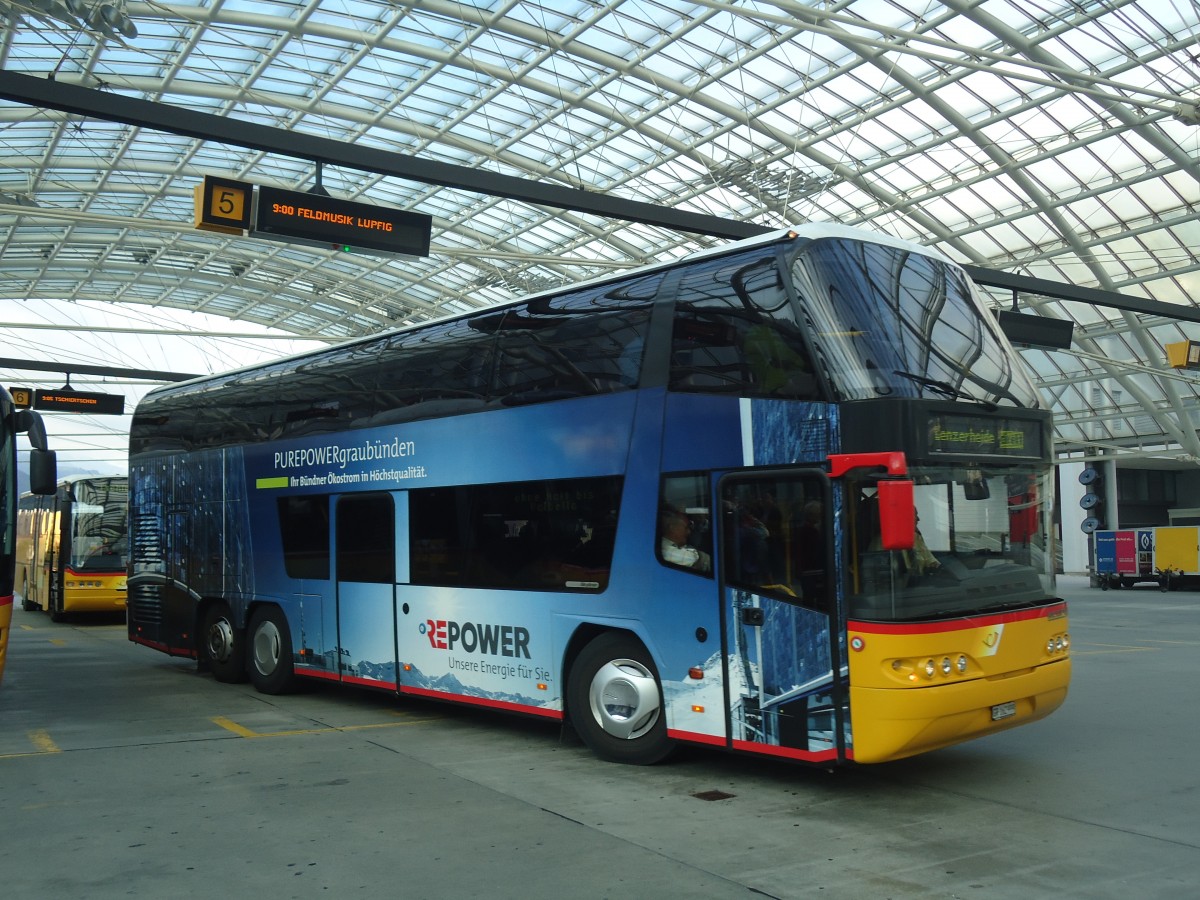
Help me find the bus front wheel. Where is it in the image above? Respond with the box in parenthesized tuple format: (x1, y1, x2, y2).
(201, 602, 246, 683)
(247, 605, 297, 695)
(568, 632, 673, 765)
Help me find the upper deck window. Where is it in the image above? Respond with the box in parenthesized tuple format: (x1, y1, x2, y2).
(669, 249, 821, 400)
(487, 273, 660, 404)
(788, 238, 1040, 408)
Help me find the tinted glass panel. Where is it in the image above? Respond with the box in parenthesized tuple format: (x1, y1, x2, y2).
(491, 275, 660, 404)
(720, 472, 830, 610)
(790, 238, 1040, 407)
(278, 494, 330, 580)
(336, 493, 395, 584)
(130, 387, 202, 454)
(373, 318, 495, 425)
(275, 342, 380, 439)
(658, 474, 713, 577)
(670, 250, 819, 399)
(410, 477, 622, 591)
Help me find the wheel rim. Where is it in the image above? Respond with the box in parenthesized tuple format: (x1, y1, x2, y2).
(587, 658, 661, 740)
(252, 619, 282, 676)
(206, 615, 235, 663)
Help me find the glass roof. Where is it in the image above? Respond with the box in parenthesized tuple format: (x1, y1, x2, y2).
(0, 0, 1197, 471)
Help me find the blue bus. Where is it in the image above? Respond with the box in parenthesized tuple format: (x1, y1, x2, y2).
(127, 224, 1069, 765)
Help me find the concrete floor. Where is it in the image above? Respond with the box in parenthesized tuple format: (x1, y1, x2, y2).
(2, 574, 1197, 899)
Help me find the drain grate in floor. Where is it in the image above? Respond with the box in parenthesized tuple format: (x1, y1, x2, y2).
(691, 789, 736, 801)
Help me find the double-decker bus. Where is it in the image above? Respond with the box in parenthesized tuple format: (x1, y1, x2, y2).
(16, 476, 129, 621)
(1, 388, 56, 684)
(127, 224, 1069, 766)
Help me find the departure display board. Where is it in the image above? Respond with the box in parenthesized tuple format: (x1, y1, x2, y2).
(34, 389, 125, 415)
(254, 185, 431, 257)
(928, 412, 1043, 458)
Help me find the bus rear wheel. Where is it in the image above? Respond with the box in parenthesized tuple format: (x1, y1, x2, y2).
(247, 605, 297, 695)
(568, 632, 673, 765)
(201, 601, 246, 683)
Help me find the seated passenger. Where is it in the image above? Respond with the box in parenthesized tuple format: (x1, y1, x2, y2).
(660, 508, 711, 573)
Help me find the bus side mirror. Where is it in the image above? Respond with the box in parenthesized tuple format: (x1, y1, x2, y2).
(878, 480, 915, 550)
(28, 448, 57, 495)
(14, 408, 49, 450)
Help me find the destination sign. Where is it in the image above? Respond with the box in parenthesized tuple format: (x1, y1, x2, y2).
(928, 412, 1043, 459)
(254, 185, 431, 257)
(34, 389, 125, 415)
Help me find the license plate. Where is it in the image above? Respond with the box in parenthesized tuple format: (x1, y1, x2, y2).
(991, 701, 1016, 721)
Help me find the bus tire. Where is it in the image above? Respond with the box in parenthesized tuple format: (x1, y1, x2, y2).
(567, 632, 673, 765)
(201, 601, 246, 683)
(247, 605, 297, 695)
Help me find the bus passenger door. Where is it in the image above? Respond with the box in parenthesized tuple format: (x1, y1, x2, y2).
(717, 469, 845, 762)
(334, 492, 398, 690)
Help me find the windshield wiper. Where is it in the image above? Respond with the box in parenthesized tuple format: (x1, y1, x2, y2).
(892, 371, 997, 410)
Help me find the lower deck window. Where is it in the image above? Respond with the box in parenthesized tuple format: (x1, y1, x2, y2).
(410, 476, 622, 591)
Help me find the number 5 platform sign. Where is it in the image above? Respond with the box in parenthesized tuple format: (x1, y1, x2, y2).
(194, 176, 253, 235)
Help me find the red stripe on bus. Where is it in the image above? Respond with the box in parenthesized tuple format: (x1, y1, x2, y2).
(401, 685, 562, 719)
(667, 729, 726, 747)
(129, 634, 194, 657)
(730, 739, 839, 762)
(849, 602, 1067, 635)
(341, 674, 398, 691)
(296, 667, 341, 683)
(1, 595, 12, 609)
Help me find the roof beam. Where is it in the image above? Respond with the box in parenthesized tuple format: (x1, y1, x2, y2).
(961, 265, 1200, 325)
(0, 70, 768, 242)
(0, 357, 199, 382)
(3, 72, 1191, 328)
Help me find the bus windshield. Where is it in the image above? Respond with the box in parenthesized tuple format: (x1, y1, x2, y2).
(70, 478, 129, 572)
(789, 237, 1040, 408)
(847, 464, 1054, 622)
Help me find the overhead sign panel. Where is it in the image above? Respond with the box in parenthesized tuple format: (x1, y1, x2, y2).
(253, 185, 431, 257)
(33, 389, 125, 415)
(997, 311, 1074, 350)
(8, 386, 33, 409)
(194, 175, 254, 234)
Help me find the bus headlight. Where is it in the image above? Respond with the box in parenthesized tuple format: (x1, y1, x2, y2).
(924, 659, 937, 678)
(941, 657, 953, 675)
(956, 655, 968, 674)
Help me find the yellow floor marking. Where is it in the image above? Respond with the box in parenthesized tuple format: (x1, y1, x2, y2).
(210, 716, 258, 738)
(1070, 643, 1155, 655)
(49, 638, 67, 646)
(211, 714, 442, 739)
(0, 729, 65, 759)
(29, 729, 61, 753)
